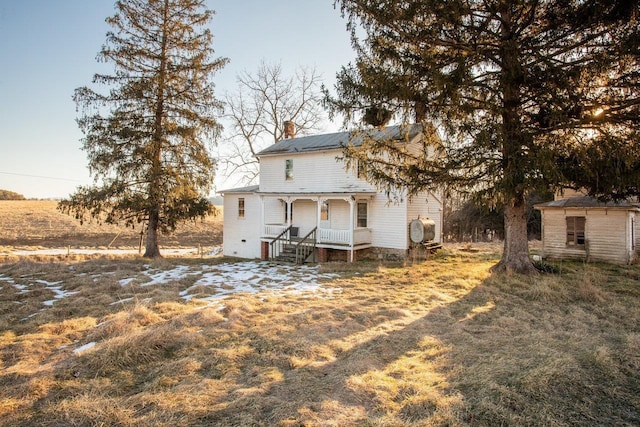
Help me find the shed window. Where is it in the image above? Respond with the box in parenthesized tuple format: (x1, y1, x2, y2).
(357, 202, 368, 228)
(238, 198, 245, 218)
(320, 201, 329, 221)
(566, 216, 585, 247)
(285, 159, 293, 181)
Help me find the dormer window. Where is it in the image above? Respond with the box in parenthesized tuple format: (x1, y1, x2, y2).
(285, 159, 293, 181)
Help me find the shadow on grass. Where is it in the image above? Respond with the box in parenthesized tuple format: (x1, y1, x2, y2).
(1, 257, 639, 426)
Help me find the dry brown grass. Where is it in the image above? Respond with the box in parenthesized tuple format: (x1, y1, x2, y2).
(0, 200, 222, 252)
(0, 249, 638, 426)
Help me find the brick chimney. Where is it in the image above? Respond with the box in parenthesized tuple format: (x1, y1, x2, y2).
(283, 120, 295, 139)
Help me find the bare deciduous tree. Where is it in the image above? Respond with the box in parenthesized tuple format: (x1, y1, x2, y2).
(221, 62, 325, 185)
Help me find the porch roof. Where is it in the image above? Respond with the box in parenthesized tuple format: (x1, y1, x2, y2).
(257, 190, 377, 198)
(218, 184, 259, 194)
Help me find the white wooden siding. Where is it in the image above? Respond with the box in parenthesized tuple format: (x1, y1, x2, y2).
(541, 208, 633, 264)
(292, 200, 317, 236)
(329, 200, 350, 230)
(369, 194, 408, 249)
(263, 198, 283, 224)
(259, 150, 377, 193)
(222, 193, 262, 259)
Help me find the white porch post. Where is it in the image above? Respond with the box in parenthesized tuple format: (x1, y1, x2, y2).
(317, 197, 324, 243)
(260, 195, 265, 237)
(349, 196, 355, 262)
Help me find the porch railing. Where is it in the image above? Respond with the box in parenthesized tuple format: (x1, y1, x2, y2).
(269, 225, 292, 261)
(264, 224, 288, 238)
(265, 225, 372, 247)
(295, 227, 317, 264)
(318, 228, 350, 245)
(318, 228, 372, 245)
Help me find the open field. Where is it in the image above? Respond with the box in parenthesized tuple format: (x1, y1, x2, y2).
(0, 247, 638, 426)
(0, 200, 222, 254)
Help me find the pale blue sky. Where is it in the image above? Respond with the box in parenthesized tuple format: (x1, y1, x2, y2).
(0, 1, 354, 198)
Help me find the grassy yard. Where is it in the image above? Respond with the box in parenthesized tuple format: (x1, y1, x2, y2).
(0, 200, 222, 252)
(0, 247, 638, 426)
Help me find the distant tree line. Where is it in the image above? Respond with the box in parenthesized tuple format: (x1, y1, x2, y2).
(0, 190, 26, 200)
(444, 191, 552, 242)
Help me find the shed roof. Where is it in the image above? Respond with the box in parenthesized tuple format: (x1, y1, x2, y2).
(535, 196, 640, 210)
(257, 124, 423, 156)
(218, 184, 259, 194)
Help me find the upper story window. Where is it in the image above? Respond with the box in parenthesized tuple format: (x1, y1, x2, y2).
(356, 160, 365, 179)
(566, 216, 585, 247)
(357, 202, 368, 228)
(238, 198, 245, 218)
(285, 159, 293, 181)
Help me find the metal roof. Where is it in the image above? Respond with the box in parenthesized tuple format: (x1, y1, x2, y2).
(535, 196, 640, 209)
(257, 124, 424, 156)
(218, 184, 259, 194)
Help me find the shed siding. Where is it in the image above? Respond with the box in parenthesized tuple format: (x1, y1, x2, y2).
(222, 193, 262, 259)
(541, 208, 631, 264)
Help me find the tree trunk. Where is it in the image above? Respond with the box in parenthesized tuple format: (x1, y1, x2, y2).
(144, 209, 161, 258)
(142, 0, 168, 260)
(491, 6, 537, 275)
(491, 202, 537, 274)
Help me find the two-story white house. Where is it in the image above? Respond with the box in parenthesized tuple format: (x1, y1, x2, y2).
(220, 124, 443, 263)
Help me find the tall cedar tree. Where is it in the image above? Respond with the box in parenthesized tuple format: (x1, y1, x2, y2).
(328, 0, 640, 273)
(60, 0, 227, 258)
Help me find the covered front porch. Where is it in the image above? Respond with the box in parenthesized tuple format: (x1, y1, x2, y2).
(259, 192, 375, 262)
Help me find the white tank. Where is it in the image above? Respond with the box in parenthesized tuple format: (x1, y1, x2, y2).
(409, 218, 436, 243)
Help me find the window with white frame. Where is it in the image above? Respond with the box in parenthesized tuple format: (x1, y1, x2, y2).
(357, 202, 368, 227)
(320, 201, 329, 221)
(285, 159, 293, 181)
(238, 198, 245, 218)
(356, 160, 365, 179)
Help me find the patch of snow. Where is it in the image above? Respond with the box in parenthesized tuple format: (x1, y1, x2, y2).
(73, 341, 96, 355)
(42, 285, 78, 306)
(13, 283, 30, 294)
(177, 261, 340, 302)
(0, 274, 15, 283)
(110, 297, 134, 305)
(141, 265, 198, 286)
(118, 277, 136, 287)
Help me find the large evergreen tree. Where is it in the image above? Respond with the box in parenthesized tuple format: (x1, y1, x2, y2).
(328, 0, 640, 273)
(60, 0, 227, 258)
